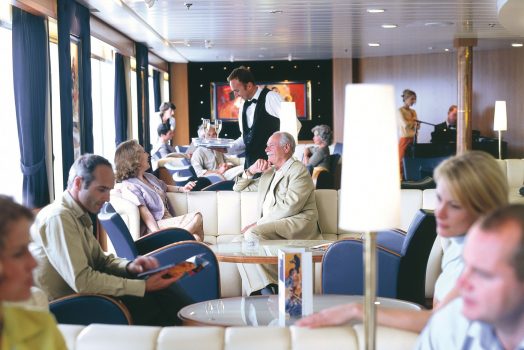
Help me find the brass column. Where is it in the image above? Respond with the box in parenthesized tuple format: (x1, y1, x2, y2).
(364, 231, 377, 350)
(454, 38, 477, 154)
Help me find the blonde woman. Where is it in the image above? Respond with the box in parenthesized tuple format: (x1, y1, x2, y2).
(0, 196, 66, 349)
(398, 89, 419, 180)
(115, 140, 204, 241)
(298, 151, 509, 332)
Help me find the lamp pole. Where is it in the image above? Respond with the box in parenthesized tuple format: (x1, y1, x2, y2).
(364, 231, 377, 350)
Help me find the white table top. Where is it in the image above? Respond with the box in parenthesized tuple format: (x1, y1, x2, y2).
(179, 294, 422, 327)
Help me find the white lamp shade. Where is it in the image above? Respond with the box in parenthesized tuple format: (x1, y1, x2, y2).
(493, 100, 507, 131)
(280, 102, 298, 142)
(339, 84, 401, 231)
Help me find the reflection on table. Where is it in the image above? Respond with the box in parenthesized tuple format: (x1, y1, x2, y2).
(179, 294, 422, 327)
(209, 240, 333, 264)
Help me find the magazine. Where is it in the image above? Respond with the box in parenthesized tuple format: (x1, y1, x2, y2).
(137, 253, 209, 279)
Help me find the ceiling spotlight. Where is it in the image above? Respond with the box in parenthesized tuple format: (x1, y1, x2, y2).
(184, 2, 193, 10)
(367, 8, 385, 13)
(288, 54, 292, 61)
(512, 43, 523, 47)
(368, 42, 380, 47)
(381, 24, 398, 29)
(204, 40, 213, 49)
(144, 0, 155, 8)
(230, 55, 235, 62)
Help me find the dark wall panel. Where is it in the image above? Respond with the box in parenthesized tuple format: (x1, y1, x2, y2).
(187, 60, 333, 141)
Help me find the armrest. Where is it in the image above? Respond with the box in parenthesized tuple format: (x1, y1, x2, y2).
(376, 229, 406, 254)
(135, 228, 195, 255)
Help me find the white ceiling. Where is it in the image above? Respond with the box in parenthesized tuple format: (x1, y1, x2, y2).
(80, 0, 524, 63)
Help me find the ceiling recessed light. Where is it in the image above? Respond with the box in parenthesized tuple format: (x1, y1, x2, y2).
(269, 10, 283, 14)
(368, 42, 380, 47)
(424, 21, 454, 27)
(258, 54, 265, 58)
(381, 24, 398, 29)
(428, 46, 433, 50)
(264, 33, 273, 37)
(444, 48, 450, 52)
(511, 43, 523, 47)
(367, 8, 385, 13)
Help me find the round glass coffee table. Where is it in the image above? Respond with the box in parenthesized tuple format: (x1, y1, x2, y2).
(209, 239, 333, 264)
(179, 294, 421, 327)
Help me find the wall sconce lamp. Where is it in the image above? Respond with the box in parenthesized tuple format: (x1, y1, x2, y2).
(493, 100, 507, 160)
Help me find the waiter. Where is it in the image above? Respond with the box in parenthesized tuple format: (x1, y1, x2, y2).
(227, 66, 283, 169)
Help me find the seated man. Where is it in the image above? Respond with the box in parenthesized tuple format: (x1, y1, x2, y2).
(233, 131, 322, 295)
(151, 123, 176, 163)
(416, 204, 524, 349)
(431, 104, 457, 143)
(30, 154, 189, 326)
(191, 123, 243, 181)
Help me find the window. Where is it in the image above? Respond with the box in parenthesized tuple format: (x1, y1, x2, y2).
(91, 36, 116, 164)
(0, 23, 23, 202)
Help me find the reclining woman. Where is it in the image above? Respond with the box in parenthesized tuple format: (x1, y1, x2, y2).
(0, 195, 66, 349)
(115, 140, 204, 241)
(297, 151, 509, 332)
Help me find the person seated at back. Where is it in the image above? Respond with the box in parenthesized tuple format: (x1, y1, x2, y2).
(30, 154, 188, 326)
(233, 131, 322, 295)
(191, 122, 243, 181)
(158, 101, 176, 131)
(0, 195, 67, 349)
(431, 105, 457, 143)
(416, 204, 524, 350)
(151, 123, 176, 163)
(115, 140, 204, 241)
(302, 124, 332, 174)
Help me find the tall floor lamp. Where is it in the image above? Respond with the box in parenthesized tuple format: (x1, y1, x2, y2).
(493, 101, 507, 160)
(339, 84, 401, 350)
(280, 101, 299, 142)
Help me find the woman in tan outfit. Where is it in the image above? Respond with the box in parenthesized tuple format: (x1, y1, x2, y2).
(398, 89, 419, 180)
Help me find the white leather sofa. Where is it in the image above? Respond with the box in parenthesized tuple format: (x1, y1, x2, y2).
(58, 323, 419, 350)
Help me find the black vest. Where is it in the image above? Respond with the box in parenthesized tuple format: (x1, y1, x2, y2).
(242, 88, 280, 169)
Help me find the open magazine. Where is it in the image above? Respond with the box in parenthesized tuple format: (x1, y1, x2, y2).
(137, 253, 209, 279)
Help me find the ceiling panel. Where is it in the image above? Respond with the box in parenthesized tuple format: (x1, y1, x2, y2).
(80, 0, 524, 62)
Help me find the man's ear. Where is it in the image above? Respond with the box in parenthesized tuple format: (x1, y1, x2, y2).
(72, 176, 84, 191)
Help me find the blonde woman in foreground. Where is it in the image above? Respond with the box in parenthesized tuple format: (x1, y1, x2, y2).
(297, 151, 509, 332)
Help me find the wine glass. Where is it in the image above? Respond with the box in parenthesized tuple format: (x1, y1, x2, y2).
(215, 120, 222, 137)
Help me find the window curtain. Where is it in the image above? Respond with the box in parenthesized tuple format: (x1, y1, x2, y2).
(114, 52, 128, 146)
(152, 69, 161, 112)
(12, 7, 50, 208)
(135, 43, 150, 151)
(57, 0, 94, 188)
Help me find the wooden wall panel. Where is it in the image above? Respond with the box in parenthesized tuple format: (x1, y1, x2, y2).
(473, 49, 524, 157)
(331, 51, 524, 157)
(332, 58, 353, 143)
(170, 63, 190, 145)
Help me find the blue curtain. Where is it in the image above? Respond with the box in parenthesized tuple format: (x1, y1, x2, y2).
(12, 7, 50, 208)
(135, 43, 150, 151)
(57, 0, 94, 188)
(153, 70, 161, 112)
(77, 4, 94, 153)
(114, 53, 128, 145)
(57, 0, 74, 188)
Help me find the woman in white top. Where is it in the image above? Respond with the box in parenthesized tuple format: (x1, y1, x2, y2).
(297, 151, 509, 332)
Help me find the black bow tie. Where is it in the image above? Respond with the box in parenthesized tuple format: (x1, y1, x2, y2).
(245, 99, 257, 107)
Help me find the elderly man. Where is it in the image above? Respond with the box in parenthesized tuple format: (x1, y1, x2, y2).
(233, 131, 322, 295)
(416, 204, 524, 350)
(431, 104, 457, 143)
(30, 154, 188, 326)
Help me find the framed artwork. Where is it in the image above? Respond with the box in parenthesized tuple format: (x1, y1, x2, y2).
(211, 80, 312, 122)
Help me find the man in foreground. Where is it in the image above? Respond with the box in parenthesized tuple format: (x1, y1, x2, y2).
(416, 204, 524, 349)
(233, 132, 321, 295)
(30, 154, 187, 326)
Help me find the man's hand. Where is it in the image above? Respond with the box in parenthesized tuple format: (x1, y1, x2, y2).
(241, 222, 257, 234)
(127, 256, 159, 275)
(181, 181, 196, 192)
(144, 269, 184, 292)
(295, 303, 363, 328)
(248, 159, 271, 175)
(217, 163, 231, 174)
